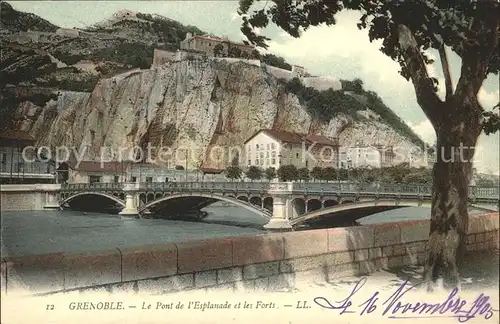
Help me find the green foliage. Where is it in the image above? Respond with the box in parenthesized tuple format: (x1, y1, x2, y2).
(482, 104, 500, 135)
(0, 2, 59, 32)
(285, 77, 365, 120)
(54, 41, 154, 69)
(306, 164, 433, 185)
(475, 175, 499, 187)
(264, 167, 277, 181)
(287, 77, 424, 146)
(227, 46, 243, 58)
(364, 91, 425, 147)
(226, 165, 242, 180)
(135, 13, 205, 45)
(245, 166, 262, 181)
(277, 164, 299, 181)
(261, 53, 292, 71)
(213, 44, 225, 57)
(297, 167, 310, 181)
(321, 167, 337, 181)
(42, 74, 100, 92)
(310, 167, 323, 181)
(341, 78, 364, 94)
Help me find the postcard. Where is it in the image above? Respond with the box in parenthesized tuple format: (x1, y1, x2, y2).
(1, 1, 499, 323)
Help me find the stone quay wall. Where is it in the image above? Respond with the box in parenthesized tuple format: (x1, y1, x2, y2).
(0, 184, 61, 211)
(1, 213, 498, 296)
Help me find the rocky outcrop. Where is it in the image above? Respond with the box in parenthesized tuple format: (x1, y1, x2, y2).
(1, 3, 426, 170)
(12, 56, 424, 169)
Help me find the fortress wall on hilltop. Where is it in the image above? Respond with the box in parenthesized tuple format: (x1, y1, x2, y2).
(302, 76, 342, 91)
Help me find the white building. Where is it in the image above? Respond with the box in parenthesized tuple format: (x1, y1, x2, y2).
(243, 129, 339, 170)
(339, 146, 382, 169)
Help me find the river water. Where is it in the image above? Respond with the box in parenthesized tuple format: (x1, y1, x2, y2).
(0, 203, 495, 257)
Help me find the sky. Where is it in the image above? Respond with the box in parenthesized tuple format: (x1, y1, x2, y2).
(9, 1, 500, 175)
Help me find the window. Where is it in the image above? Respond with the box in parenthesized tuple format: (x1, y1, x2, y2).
(271, 158, 276, 165)
(89, 175, 101, 183)
(17, 162, 24, 172)
(259, 160, 264, 165)
(271, 143, 276, 149)
(114, 176, 119, 183)
(255, 159, 259, 165)
(248, 159, 251, 165)
(131, 176, 137, 182)
(306, 160, 308, 167)
(256, 144, 259, 150)
(266, 152, 269, 157)
(296, 153, 299, 158)
(165, 177, 169, 183)
(0, 153, 6, 163)
(271, 151, 276, 157)
(260, 152, 264, 158)
(146, 177, 153, 183)
(266, 159, 269, 165)
(267, 144, 270, 150)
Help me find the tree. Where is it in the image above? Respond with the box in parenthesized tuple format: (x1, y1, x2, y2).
(298, 167, 310, 182)
(226, 156, 242, 181)
(213, 43, 225, 57)
(277, 165, 299, 182)
(239, 0, 500, 291)
(310, 166, 323, 181)
(226, 165, 242, 181)
(264, 167, 276, 181)
(321, 167, 336, 181)
(250, 49, 261, 59)
(246, 166, 262, 181)
(338, 168, 348, 181)
(228, 46, 243, 58)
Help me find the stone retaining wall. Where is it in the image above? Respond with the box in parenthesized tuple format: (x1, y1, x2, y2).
(0, 184, 60, 211)
(2, 213, 498, 295)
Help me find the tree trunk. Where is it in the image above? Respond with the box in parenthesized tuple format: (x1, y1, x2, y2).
(423, 99, 482, 292)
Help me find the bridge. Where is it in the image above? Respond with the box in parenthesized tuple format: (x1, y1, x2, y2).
(58, 181, 499, 230)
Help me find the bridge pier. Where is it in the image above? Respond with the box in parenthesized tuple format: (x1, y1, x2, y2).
(264, 183, 293, 231)
(119, 183, 139, 219)
(44, 191, 60, 210)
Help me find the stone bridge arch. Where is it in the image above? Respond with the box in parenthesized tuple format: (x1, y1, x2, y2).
(60, 192, 126, 208)
(139, 193, 272, 220)
(290, 200, 432, 227)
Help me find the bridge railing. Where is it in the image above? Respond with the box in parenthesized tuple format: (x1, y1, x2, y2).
(139, 181, 271, 191)
(61, 183, 124, 190)
(61, 181, 498, 200)
(473, 186, 499, 198)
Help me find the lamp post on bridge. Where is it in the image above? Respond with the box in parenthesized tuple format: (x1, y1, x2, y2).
(185, 148, 188, 182)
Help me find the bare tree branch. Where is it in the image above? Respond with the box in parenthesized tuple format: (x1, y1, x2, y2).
(397, 24, 444, 127)
(437, 46, 454, 102)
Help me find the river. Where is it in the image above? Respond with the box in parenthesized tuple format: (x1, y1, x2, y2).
(0, 203, 495, 257)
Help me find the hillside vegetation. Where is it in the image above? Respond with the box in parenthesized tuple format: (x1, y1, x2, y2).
(0, 2, 58, 32)
(284, 77, 425, 147)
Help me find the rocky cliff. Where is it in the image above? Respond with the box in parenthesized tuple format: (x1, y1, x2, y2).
(1, 3, 427, 169)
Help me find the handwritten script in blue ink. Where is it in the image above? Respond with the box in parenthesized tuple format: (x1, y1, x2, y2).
(313, 277, 498, 322)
